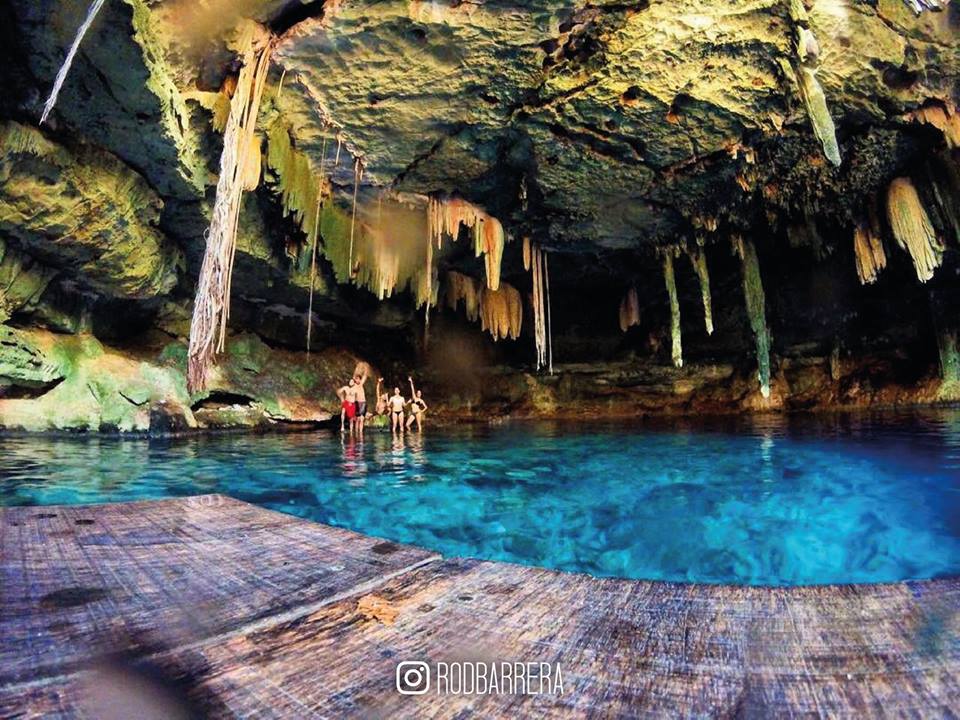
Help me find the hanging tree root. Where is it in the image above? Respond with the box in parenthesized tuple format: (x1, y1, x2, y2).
(187, 23, 273, 393)
(733, 235, 772, 398)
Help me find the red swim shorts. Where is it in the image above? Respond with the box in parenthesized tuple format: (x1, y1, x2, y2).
(342, 400, 356, 419)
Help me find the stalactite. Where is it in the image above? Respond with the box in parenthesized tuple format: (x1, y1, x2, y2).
(187, 24, 273, 393)
(427, 196, 506, 290)
(529, 242, 553, 370)
(787, 1, 841, 166)
(40, 0, 107, 125)
(886, 177, 943, 283)
(733, 235, 772, 398)
(853, 216, 886, 285)
(619, 287, 640, 333)
(446, 271, 481, 322)
(265, 120, 327, 248)
(544, 251, 553, 375)
(924, 155, 960, 245)
(685, 243, 714, 335)
(348, 158, 363, 278)
(479, 283, 522, 341)
(906, 104, 960, 149)
(662, 251, 682, 368)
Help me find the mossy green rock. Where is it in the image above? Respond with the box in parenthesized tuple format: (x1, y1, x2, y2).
(0, 122, 180, 300)
(0, 325, 362, 432)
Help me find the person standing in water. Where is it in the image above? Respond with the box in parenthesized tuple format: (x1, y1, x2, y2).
(405, 376, 428, 432)
(337, 377, 358, 433)
(353, 363, 370, 433)
(388, 386, 406, 432)
(375, 377, 388, 417)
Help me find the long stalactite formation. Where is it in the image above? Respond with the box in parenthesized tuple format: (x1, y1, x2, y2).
(480, 283, 523, 341)
(187, 22, 273, 393)
(853, 214, 887, 285)
(662, 249, 683, 368)
(685, 243, 714, 336)
(787, 0, 841, 166)
(905, 103, 960, 149)
(733, 235, 772, 398)
(529, 241, 553, 372)
(428, 196, 506, 290)
(885, 176, 943, 283)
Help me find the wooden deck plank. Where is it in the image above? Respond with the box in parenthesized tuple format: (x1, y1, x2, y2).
(1, 496, 958, 718)
(0, 496, 436, 687)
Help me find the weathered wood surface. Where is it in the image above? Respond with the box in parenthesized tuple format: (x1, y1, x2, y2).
(1, 496, 958, 718)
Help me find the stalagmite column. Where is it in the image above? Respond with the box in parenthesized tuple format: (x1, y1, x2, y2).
(662, 251, 682, 368)
(787, 0, 841, 166)
(885, 177, 943, 283)
(685, 244, 714, 335)
(187, 23, 273, 392)
(733, 236, 772, 398)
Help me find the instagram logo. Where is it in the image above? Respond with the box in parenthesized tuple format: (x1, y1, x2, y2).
(395, 661, 430, 695)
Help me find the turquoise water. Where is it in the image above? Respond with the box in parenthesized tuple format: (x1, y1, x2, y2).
(2, 410, 960, 586)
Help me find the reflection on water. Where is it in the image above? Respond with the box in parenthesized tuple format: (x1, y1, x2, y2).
(2, 409, 960, 586)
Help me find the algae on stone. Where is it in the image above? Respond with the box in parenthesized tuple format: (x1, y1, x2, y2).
(0, 122, 179, 300)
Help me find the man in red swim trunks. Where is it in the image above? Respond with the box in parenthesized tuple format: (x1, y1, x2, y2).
(337, 377, 358, 433)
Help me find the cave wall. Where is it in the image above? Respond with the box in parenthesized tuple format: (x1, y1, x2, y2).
(0, 0, 958, 430)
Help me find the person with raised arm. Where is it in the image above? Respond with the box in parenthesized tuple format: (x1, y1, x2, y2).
(405, 376, 428, 432)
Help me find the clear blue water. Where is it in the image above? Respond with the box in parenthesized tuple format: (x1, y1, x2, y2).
(2, 410, 960, 586)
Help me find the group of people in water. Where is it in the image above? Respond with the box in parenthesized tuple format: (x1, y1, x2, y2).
(336, 364, 428, 434)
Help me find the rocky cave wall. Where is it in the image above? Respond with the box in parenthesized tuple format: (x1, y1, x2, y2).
(0, 0, 958, 430)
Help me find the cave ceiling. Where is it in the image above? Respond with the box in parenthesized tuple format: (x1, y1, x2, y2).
(0, 0, 958, 307)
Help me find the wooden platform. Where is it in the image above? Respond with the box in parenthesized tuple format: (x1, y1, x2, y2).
(1, 496, 958, 718)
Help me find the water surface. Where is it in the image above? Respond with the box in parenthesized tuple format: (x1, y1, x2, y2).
(2, 410, 960, 586)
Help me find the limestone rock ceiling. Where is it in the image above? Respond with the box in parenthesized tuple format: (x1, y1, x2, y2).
(271, 0, 960, 247)
(0, 0, 957, 329)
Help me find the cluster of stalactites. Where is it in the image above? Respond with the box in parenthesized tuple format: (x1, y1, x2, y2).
(886, 177, 943, 283)
(685, 242, 714, 336)
(525, 237, 553, 372)
(732, 236, 772, 398)
(661, 249, 683, 369)
(266, 121, 329, 250)
(619, 287, 640, 333)
(187, 23, 273, 393)
(445, 270, 522, 341)
(788, 0, 841, 166)
(853, 210, 887, 285)
(428, 196, 505, 291)
(906, 103, 960, 149)
(446, 270, 481, 322)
